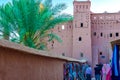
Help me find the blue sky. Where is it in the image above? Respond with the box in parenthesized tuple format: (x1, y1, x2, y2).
(1, 0, 120, 15)
(53, 0, 120, 15)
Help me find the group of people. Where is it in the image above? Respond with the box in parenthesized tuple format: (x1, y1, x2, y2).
(94, 63, 111, 80)
(64, 62, 86, 80)
(63, 62, 93, 80)
(64, 62, 112, 80)
(81, 62, 111, 80)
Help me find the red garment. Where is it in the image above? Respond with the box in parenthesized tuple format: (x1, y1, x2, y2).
(106, 68, 111, 80)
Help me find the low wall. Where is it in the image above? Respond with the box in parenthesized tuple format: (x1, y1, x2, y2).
(0, 40, 82, 80)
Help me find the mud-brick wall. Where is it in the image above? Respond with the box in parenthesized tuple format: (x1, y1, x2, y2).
(0, 47, 65, 80)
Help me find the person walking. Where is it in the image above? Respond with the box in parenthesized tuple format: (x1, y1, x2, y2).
(94, 65, 101, 80)
(85, 65, 92, 80)
(82, 62, 89, 77)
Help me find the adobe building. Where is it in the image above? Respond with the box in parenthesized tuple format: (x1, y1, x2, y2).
(48, 0, 120, 66)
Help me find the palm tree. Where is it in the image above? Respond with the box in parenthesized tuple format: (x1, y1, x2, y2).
(0, 2, 14, 40)
(0, 0, 73, 50)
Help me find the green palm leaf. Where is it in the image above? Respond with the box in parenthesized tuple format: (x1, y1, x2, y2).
(0, 0, 73, 50)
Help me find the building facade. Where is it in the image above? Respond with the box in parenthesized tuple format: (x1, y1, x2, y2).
(48, 0, 120, 66)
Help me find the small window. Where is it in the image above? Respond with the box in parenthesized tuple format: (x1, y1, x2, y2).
(62, 25, 65, 30)
(116, 33, 119, 37)
(51, 44, 54, 49)
(86, 5, 88, 9)
(76, 5, 78, 8)
(80, 53, 83, 57)
(52, 41, 54, 44)
(80, 23, 83, 27)
(100, 52, 102, 55)
(101, 33, 103, 37)
(51, 41, 54, 49)
(75, 24, 77, 28)
(110, 33, 112, 37)
(79, 37, 82, 41)
(52, 44, 53, 47)
(62, 53, 65, 56)
(58, 27, 60, 32)
(93, 32, 96, 36)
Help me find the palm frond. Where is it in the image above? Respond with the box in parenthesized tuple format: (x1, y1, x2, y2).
(0, 0, 73, 50)
(43, 0, 52, 8)
(48, 33, 62, 43)
(51, 3, 67, 16)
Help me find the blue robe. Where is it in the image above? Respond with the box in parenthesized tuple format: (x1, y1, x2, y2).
(112, 45, 119, 80)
